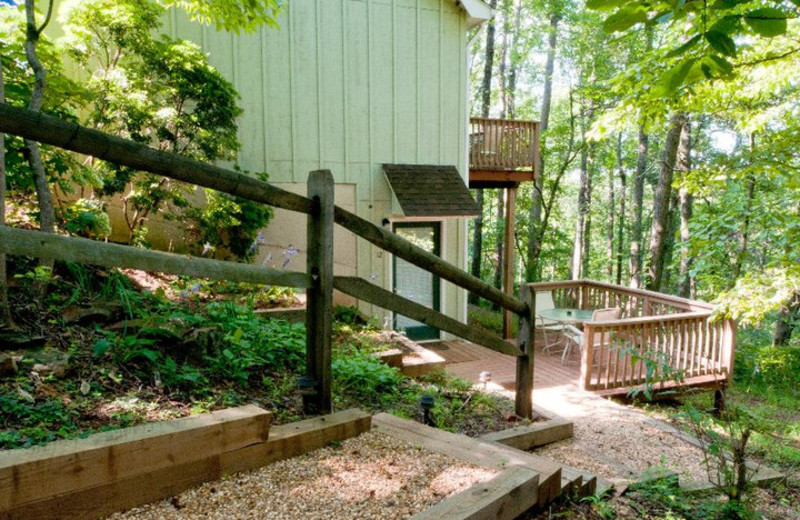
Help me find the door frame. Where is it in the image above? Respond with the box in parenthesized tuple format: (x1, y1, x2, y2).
(391, 220, 442, 341)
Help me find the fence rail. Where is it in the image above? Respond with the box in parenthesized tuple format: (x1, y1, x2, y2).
(0, 104, 536, 417)
(529, 280, 734, 394)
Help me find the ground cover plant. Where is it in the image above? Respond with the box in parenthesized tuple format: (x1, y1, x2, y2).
(0, 264, 522, 450)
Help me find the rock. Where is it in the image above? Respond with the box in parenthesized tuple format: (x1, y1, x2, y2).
(0, 329, 46, 351)
(26, 347, 71, 378)
(0, 353, 18, 377)
(62, 304, 118, 326)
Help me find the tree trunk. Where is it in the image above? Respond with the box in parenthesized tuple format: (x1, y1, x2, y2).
(0, 56, 12, 327)
(526, 12, 560, 282)
(615, 132, 627, 286)
(572, 122, 592, 280)
(662, 192, 680, 290)
(677, 118, 694, 299)
(470, 1, 498, 304)
(774, 291, 800, 346)
(493, 189, 505, 297)
(581, 156, 593, 279)
(504, 0, 523, 120)
(645, 112, 684, 291)
(497, 0, 510, 119)
(629, 125, 648, 288)
(478, 0, 498, 118)
(24, 0, 56, 236)
(731, 133, 756, 286)
(607, 153, 616, 281)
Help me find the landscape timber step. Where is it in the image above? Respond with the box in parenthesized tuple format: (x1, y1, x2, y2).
(396, 336, 446, 377)
(479, 415, 573, 450)
(595, 476, 616, 497)
(0, 408, 371, 520)
(372, 413, 562, 509)
(409, 466, 540, 520)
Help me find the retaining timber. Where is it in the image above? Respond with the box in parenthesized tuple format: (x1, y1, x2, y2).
(0, 407, 371, 520)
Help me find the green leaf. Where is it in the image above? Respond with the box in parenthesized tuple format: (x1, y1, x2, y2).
(744, 8, 788, 37)
(93, 339, 111, 357)
(602, 7, 649, 33)
(666, 34, 702, 58)
(712, 0, 752, 8)
(710, 15, 742, 35)
(660, 58, 697, 93)
(586, 0, 631, 11)
(708, 55, 734, 77)
(705, 30, 737, 57)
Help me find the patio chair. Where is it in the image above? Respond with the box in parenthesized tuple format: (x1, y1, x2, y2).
(561, 307, 622, 365)
(535, 290, 569, 354)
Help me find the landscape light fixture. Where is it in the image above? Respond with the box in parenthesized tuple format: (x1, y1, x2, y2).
(419, 394, 435, 426)
(296, 375, 318, 396)
(479, 370, 492, 390)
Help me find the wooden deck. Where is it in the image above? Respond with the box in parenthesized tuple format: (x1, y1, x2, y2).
(427, 336, 579, 393)
(429, 333, 725, 397)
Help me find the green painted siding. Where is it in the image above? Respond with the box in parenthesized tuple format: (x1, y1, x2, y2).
(162, 0, 474, 324)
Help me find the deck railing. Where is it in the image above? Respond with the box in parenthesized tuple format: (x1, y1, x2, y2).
(529, 280, 735, 394)
(469, 118, 539, 171)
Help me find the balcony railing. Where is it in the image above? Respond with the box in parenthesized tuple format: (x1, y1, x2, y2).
(529, 280, 735, 395)
(469, 118, 539, 175)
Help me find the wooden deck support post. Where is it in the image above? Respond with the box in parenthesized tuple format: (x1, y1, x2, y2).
(515, 284, 535, 419)
(304, 170, 335, 414)
(721, 318, 736, 383)
(502, 186, 518, 339)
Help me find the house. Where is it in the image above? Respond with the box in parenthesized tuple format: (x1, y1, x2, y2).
(157, 0, 493, 340)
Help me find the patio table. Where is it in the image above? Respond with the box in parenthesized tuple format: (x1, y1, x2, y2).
(538, 308, 593, 325)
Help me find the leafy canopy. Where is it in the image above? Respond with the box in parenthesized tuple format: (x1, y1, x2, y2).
(588, 0, 799, 94)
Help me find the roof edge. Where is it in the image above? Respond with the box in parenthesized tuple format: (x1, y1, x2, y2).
(455, 0, 494, 28)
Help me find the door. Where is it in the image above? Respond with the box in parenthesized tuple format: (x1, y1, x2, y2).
(392, 222, 441, 341)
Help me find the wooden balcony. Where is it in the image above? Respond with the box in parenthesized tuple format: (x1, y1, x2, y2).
(469, 117, 540, 187)
(528, 280, 736, 396)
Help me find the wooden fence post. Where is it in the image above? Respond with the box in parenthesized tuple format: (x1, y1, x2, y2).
(304, 170, 334, 414)
(515, 284, 535, 419)
(502, 186, 517, 340)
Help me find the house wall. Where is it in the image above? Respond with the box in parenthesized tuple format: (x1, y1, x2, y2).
(165, 0, 472, 326)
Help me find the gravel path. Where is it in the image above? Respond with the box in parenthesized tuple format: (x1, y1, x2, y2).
(533, 385, 711, 486)
(107, 430, 496, 520)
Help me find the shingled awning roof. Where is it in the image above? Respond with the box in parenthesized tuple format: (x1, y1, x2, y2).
(383, 164, 480, 218)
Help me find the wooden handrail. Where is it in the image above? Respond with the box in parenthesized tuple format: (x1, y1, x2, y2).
(528, 279, 714, 312)
(584, 311, 714, 328)
(333, 277, 523, 357)
(0, 104, 315, 215)
(0, 103, 528, 317)
(333, 207, 528, 316)
(0, 227, 313, 289)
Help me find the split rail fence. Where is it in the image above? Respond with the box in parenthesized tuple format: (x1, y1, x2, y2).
(0, 104, 536, 418)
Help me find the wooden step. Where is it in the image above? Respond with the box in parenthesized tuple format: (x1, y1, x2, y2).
(372, 413, 562, 508)
(479, 417, 573, 450)
(560, 467, 583, 496)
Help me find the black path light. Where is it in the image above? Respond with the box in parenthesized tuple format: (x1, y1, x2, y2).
(419, 394, 435, 426)
(296, 375, 319, 412)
